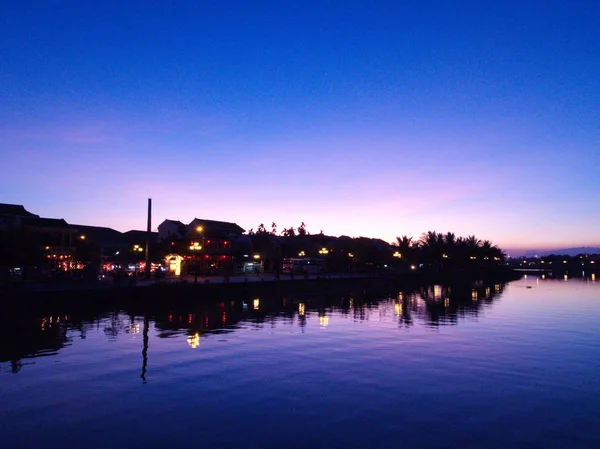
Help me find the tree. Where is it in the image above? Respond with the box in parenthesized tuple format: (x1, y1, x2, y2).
(256, 223, 268, 235)
(271, 222, 277, 235)
(297, 222, 307, 236)
(281, 227, 296, 237)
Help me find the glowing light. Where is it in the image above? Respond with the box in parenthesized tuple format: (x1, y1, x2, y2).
(79, 235, 86, 240)
(253, 298, 260, 310)
(393, 251, 402, 258)
(298, 251, 306, 257)
(319, 315, 329, 327)
(563, 260, 567, 264)
(410, 265, 416, 270)
(298, 302, 305, 316)
(190, 242, 202, 251)
(318, 248, 329, 255)
(444, 298, 449, 308)
(472, 290, 478, 300)
(470, 256, 476, 260)
(592, 273, 596, 282)
(187, 333, 200, 349)
(541, 274, 546, 279)
(253, 254, 260, 259)
(394, 302, 402, 316)
(564, 274, 568, 281)
(196, 226, 203, 232)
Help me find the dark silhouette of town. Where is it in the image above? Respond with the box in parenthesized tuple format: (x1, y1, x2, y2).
(1, 201, 597, 287)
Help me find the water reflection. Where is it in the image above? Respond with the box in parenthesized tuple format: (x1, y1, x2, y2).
(0, 279, 509, 374)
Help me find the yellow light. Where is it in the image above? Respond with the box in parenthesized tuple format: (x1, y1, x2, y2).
(348, 252, 354, 258)
(45, 246, 50, 250)
(79, 235, 86, 240)
(470, 256, 476, 260)
(138, 247, 143, 252)
(319, 316, 329, 327)
(253, 254, 260, 259)
(444, 298, 449, 308)
(472, 290, 478, 300)
(394, 303, 402, 316)
(393, 251, 402, 258)
(442, 254, 448, 258)
(592, 273, 596, 282)
(541, 274, 546, 279)
(298, 303, 305, 316)
(318, 248, 329, 255)
(298, 251, 305, 257)
(196, 226, 203, 232)
(591, 261, 595, 264)
(187, 333, 200, 349)
(253, 298, 260, 310)
(564, 274, 568, 281)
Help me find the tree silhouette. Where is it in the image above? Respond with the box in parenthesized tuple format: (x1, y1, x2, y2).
(298, 222, 307, 236)
(281, 227, 296, 237)
(256, 223, 268, 235)
(271, 222, 277, 235)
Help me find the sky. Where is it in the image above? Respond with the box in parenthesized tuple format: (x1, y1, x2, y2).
(1, 1, 599, 253)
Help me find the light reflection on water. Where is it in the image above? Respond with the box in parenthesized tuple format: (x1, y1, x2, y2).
(1, 277, 599, 448)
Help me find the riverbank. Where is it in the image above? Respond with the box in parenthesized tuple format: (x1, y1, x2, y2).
(1, 267, 523, 311)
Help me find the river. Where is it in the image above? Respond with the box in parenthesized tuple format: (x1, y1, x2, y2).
(1, 276, 598, 448)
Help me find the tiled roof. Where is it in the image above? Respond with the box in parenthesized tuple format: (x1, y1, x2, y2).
(0, 203, 38, 217)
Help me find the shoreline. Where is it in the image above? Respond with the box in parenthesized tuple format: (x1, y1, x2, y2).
(1, 267, 524, 309)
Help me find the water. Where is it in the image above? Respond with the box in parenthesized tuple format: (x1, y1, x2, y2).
(1, 276, 599, 448)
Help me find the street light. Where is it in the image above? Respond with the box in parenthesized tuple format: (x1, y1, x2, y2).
(298, 250, 306, 257)
(393, 251, 402, 258)
(318, 248, 329, 255)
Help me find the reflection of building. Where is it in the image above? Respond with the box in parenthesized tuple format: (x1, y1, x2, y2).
(158, 218, 245, 274)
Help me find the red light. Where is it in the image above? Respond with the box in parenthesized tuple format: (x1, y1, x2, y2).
(170, 242, 174, 246)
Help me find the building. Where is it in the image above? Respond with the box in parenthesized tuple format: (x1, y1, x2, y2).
(0, 203, 80, 276)
(158, 218, 245, 275)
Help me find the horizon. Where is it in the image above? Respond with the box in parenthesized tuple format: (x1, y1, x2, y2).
(1, 1, 599, 250)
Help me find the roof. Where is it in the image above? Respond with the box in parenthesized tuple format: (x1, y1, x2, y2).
(22, 217, 71, 230)
(124, 229, 159, 244)
(162, 219, 185, 227)
(0, 203, 38, 218)
(189, 218, 245, 234)
(70, 224, 128, 247)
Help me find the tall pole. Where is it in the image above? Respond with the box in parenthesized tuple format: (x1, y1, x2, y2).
(145, 198, 152, 279)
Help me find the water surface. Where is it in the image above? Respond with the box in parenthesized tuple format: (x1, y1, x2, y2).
(1, 277, 599, 448)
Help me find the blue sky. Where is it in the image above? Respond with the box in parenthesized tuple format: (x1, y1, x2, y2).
(1, 1, 599, 252)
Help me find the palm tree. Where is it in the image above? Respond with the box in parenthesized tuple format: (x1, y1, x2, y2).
(395, 235, 415, 262)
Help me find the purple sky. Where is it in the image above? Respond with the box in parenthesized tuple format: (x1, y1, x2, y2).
(1, 1, 599, 253)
